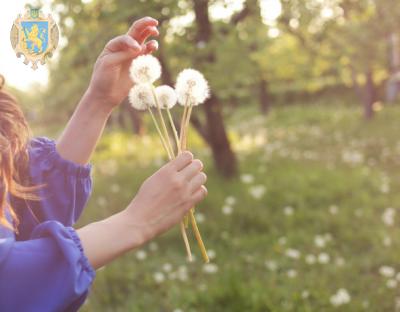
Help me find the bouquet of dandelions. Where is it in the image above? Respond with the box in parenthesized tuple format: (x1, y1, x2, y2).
(128, 54, 210, 263)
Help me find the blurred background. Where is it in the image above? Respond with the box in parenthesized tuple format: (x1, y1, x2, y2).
(2, 0, 400, 311)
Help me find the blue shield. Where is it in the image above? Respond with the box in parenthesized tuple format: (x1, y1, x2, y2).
(21, 21, 49, 54)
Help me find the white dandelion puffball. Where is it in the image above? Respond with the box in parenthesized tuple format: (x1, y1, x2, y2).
(175, 68, 210, 106)
(129, 84, 155, 110)
(155, 85, 177, 109)
(130, 54, 161, 84)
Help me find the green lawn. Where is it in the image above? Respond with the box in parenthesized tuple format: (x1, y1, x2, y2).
(68, 102, 400, 311)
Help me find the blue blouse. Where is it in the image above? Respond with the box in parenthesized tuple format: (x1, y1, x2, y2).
(0, 137, 96, 312)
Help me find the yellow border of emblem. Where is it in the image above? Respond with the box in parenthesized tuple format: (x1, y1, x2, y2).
(10, 5, 59, 70)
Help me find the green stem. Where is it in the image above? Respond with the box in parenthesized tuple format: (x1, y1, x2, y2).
(167, 108, 181, 153)
(147, 108, 172, 159)
(150, 86, 175, 157)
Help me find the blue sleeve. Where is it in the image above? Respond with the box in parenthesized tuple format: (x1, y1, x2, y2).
(28, 137, 92, 226)
(0, 221, 96, 312)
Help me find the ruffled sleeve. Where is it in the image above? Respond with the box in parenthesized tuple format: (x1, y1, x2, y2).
(25, 137, 92, 228)
(0, 221, 95, 312)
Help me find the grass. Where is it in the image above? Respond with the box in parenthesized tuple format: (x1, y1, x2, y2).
(58, 101, 400, 311)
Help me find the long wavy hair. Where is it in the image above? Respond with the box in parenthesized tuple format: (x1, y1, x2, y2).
(0, 75, 39, 232)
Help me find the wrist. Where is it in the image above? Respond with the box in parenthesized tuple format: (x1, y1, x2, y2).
(82, 86, 115, 118)
(114, 208, 154, 250)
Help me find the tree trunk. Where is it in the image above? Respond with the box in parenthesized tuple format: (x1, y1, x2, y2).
(127, 106, 144, 135)
(363, 70, 376, 120)
(193, 0, 237, 178)
(121, 98, 144, 135)
(259, 78, 270, 114)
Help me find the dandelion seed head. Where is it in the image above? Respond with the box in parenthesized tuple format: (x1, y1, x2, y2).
(153, 271, 165, 284)
(136, 250, 147, 261)
(203, 263, 219, 274)
(287, 269, 297, 278)
(156, 85, 177, 109)
(387, 279, 398, 289)
(129, 84, 155, 110)
(379, 265, 396, 278)
(130, 54, 161, 84)
(175, 69, 210, 106)
(330, 289, 351, 306)
(318, 252, 330, 264)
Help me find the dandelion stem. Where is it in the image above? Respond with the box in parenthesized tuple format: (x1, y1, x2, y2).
(189, 209, 209, 263)
(166, 108, 181, 154)
(179, 105, 188, 150)
(150, 86, 175, 157)
(147, 108, 172, 159)
(179, 97, 209, 263)
(150, 86, 192, 261)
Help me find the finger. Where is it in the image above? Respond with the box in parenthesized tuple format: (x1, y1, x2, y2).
(138, 26, 159, 44)
(141, 40, 158, 55)
(191, 186, 208, 206)
(190, 172, 207, 193)
(169, 151, 193, 171)
(180, 159, 203, 180)
(127, 17, 158, 42)
(105, 35, 140, 53)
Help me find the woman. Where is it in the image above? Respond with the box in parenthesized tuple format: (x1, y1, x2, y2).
(0, 17, 207, 311)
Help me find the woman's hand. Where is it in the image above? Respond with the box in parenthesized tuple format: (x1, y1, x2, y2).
(125, 151, 208, 241)
(77, 152, 207, 269)
(57, 17, 159, 165)
(87, 16, 159, 110)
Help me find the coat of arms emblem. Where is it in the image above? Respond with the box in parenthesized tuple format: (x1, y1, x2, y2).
(10, 5, 59, 70)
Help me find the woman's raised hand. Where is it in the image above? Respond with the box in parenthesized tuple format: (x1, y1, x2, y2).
(87, 17, 159, 110)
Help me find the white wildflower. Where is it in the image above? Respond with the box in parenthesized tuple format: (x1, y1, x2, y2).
(379, 266, 396, 278)
(318, 252, 330, 264)
(129, 54, 161, 84)
(265, 260, 277, 271)
(285, 248, 301, 259)
(129, 84, 155, 110)
(240, 174, 254, 184)
(249, 185, 266, 199)
(305, 254, 316, 265)
(222, 205, 233, 215)
(195, 212, 205, 223)
(225, 196, 237, 206)
(329, 205, 339, 215)
(382, 208, 396, 226)
(330, 288, 351, 306)
(207, 249, 216, 260)
(203, 263, 218, 274)
(287, 269, 297, 278)
(387, 279, 398, 289)
(283, 206, 294, 216)
(155, 85, 177, 109)
(175, 69, 209, 106)
(177, 265, 188, 281)
(153, 271, 165, 284)
(301, 290, 310, 299)
(136, 250, 147, 260)
(162, 263, 172, 273)
(314, 235, 327, 248)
